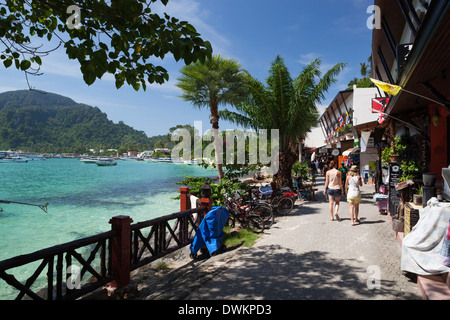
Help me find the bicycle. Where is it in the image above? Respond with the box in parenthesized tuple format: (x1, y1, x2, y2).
(254, 186, 294, 216)
(223, 194, 265, 233)
(234, 191, 274, 228)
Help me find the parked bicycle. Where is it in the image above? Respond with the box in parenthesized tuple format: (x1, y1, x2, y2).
(223, 193, 266, 233)
(234, 191, 274, 228)
(252, 186, 294, 216)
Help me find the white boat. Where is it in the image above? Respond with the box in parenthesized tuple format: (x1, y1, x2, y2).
(80, 158, 98, 164)
(16, 153, 46, 160)
(148, 157, 172, 163)
(183, 159, 198, 165)
(0, 157, 28, 163)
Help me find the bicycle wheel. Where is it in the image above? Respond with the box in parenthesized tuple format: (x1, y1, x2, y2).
(276, 197, 294, 215)
(253, 204, 274, 228)
(227, 215, 236, 228)
(247, 215, 265, 233)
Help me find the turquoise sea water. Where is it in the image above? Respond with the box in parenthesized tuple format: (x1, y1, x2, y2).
(0, 158, 215, 299)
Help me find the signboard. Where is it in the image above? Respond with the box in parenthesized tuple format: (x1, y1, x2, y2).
(372, 98, 390, 113)
(332, 149, 340, 156)
(388, 162, 402, 217)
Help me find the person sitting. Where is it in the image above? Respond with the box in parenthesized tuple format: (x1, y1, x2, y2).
(295, 176, 313, 200)
(270, 178, 281, 198)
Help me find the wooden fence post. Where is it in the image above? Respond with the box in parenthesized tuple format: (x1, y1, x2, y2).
(200, 197, 212, 215)
(109, 215, 133, 290)
(180, 187, 191, 211)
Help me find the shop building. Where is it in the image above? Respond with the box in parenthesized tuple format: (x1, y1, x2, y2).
(371, 0, 450, 192)
(317, 86, 380, 182)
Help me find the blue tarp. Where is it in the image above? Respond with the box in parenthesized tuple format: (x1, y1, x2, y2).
(190, 206, 229, 256)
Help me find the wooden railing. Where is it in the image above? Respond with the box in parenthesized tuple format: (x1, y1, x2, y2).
(0, 187, 211, 300)
(0, 230, 115, 300)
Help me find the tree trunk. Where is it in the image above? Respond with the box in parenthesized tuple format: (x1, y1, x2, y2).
(278, 149, 297, 188)
(210, 103, 225, 181)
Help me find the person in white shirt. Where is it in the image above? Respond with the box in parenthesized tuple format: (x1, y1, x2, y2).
(345, 165, 363, 226)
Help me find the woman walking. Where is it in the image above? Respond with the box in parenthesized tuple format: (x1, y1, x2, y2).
(325, 160, 344, 221)
(345, 165, 363, 226)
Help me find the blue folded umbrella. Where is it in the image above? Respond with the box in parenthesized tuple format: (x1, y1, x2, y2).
(190, 206, 229, 256)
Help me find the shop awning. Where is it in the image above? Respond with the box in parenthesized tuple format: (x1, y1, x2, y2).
(342, 147, 360, 157)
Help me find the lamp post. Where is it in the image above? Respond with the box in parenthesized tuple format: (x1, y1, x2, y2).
(201, 183, 212, 199)
(200, 183, 213, 213)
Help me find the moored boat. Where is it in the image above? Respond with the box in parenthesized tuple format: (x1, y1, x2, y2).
(96, 158, 117, 166)
(0, 156, 28, 163)
(80, 157, 98, 164)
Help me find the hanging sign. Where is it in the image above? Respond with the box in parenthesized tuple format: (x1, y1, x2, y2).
(372, 98, 390, 113)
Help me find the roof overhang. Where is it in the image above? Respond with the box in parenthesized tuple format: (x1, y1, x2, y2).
(372, 0, 450, 116)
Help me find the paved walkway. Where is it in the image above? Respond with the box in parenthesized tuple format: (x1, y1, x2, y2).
(134, 177, 422, 300)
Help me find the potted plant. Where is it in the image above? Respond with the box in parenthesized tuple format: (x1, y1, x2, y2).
(391, 136, 407, 162)
(399, 160, 419, 182)
(381, 136, 407, 165)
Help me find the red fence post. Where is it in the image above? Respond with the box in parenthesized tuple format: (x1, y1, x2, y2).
(200, 198, 212, 215)
(109, 215, 133, 290)
(180, 187, 191, 211)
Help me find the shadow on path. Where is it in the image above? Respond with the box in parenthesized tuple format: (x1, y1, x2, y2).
(189, 244, 420, 300)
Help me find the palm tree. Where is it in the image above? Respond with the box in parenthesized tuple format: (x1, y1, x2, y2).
(220, 55, 346, 187)
(360, 62, 370, 79)
(176, 55, 248, 180)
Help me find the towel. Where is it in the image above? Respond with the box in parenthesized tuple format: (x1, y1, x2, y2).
(190, 206, 229, 256)
(401, 198, 450, 275)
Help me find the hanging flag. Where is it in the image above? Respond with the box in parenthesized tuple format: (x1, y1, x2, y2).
(370, 78, 402, 96)
(372, 97, 390, 113)
(372, 98, 389, 124)
(338, 115, 344, 127)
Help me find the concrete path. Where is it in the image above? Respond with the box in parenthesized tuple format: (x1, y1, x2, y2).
(135, 176, 422, 300)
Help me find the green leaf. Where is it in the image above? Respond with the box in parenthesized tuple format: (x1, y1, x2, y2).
(34, 56, 42, 65)
(132, 81, 140, 91)
(3, 58, 12, 68)
(20, 60, 31, 71)
(83, 71, 96, 85)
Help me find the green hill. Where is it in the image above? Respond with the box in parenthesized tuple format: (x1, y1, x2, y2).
(0, 90, 153, 153)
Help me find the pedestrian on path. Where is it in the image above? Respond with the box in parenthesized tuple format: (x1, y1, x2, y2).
(345, 165, 363, 226)
(325, 160, 343, 221)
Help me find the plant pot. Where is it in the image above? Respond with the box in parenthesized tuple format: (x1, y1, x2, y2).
(390, 154, 399, 162)
(413, 194, 422, 206)
(423, 173, 436, 187)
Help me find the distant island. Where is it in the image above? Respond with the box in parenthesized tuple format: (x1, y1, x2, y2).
(0, 90, 175, 154)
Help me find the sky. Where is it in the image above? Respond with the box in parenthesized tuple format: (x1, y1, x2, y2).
(1, 0, 374, 138)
